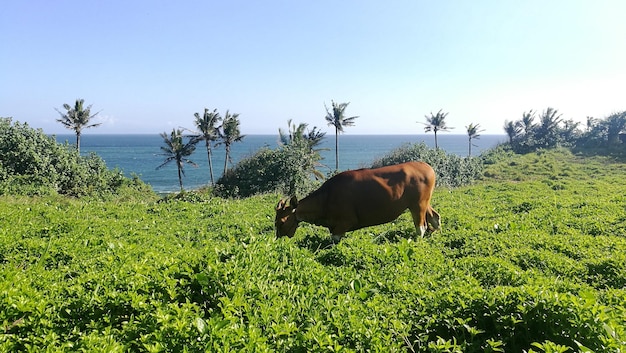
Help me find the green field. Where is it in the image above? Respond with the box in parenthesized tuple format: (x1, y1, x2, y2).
(1, 149, 626, 352)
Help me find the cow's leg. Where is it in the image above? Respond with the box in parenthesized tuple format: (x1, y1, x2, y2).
(329, 222, 350, 243)
(409, 207, 428, 238)
(331, 233, 344, 243)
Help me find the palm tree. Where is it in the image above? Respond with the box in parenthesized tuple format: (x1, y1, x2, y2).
(304, 126, 327, 152)
(520, 110, 536, 135)
(422, 109, 453, 149)
(604, 111, 626, 145)
(279, 119, 326, 150)
(503, 120, 521, 143)
(585, 116, 597, 133)
(55, 99, 101, 153)
(193, 108, 221, 185)
(536, 107, 562, 148)
(279, 119, 327, 180)
(279, 119, 307, 146)
(465, 123, 485, 157)
(157, 128, 198, 192)
(324, 101, 358, 170)
(217, 111, 245, 175)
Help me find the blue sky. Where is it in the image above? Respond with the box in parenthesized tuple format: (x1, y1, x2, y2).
(2, 0, 625, 135)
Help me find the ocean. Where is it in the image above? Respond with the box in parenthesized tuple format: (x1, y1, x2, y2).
(54, 134, 506, 193)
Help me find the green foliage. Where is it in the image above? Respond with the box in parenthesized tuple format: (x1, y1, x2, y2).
(325, 100, 358, 170)
(216, 110, 245, 175)
(478, 143, 516, 166)
(371, 142, 483, 187)
(278, 119, 327, 180)
(157, 128, 198, 191)
(422, 109, 454, 150)
(574, 111, 626, 157)
(504, 108, 583, 154)
(2, 149, 626, 351)
(0, 118, 150, 197)
(192, 108, 222, 185)
(505, 109, 626, 156)
(55, 98, 102, 153)
(214, 141, 323, 198)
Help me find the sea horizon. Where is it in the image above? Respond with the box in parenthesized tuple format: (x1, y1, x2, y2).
(54, 133, 507, 193)
(52, 132, 508, 138)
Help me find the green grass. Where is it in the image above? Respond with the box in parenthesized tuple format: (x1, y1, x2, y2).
(1, 149, 626, 352)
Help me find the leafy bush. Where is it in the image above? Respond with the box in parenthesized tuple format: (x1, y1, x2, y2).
(214, 141, 322, 198)
(212, 138, 484, 198)
(370, 142, 483, 187)
(479, 143, 515, 165)
(573, 111, 626, 158)
(504, 109, 626, 156)
(504, 108, 582, 154)
(0, 117, 152, 197)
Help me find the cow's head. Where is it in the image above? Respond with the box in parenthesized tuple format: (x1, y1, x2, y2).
(275, 196, 299, 237)
(426, 207, 441, 233)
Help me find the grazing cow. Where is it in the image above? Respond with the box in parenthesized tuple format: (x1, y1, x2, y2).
(275, 161, 440, 242)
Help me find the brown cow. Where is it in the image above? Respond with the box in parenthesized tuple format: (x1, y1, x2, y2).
(275, 161, 440, 241)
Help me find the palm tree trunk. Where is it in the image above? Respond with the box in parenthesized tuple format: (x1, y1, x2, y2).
(434, 131, 438, 150)
(76, 131, 81, 154)
(334, 126, 339, 170)
(205, 140, 214, 185)
(468, 137, 472, 157)
(223, 144, 230, 175)
(177, 164, 183, 192)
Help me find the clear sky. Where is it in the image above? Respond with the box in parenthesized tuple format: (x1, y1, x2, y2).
(2, 0, 625, 135)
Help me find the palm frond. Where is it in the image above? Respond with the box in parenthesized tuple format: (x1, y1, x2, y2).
(324, 100, 358, 133)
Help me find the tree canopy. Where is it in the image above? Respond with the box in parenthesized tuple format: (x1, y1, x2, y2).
(55, 99, 101, 153)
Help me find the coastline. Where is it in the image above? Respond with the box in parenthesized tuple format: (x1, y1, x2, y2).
(54, 134, 507, 193)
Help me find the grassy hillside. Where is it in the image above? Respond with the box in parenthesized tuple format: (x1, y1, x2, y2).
(1, 149, 625, 352)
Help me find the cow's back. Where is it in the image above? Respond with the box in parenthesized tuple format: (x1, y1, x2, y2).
(303, 161, 434, 231)
(350, 162, 434, 228)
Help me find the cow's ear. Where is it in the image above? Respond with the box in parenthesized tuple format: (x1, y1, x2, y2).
(289, 196, 298, 208)
(276, 199, 286, 210)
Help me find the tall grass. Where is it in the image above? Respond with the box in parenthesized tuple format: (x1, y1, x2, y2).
(1, 149, 625, 351)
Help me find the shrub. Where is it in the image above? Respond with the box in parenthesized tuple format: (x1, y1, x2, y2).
(214, 141, 322, 198)
(480, 143, 515, 165)
(370, 142, 483, 187)
(0, 117, 152, 197)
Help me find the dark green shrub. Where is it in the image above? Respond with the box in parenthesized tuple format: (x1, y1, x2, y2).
(159, 188, 214, 203)
(214, 141, 322, 198)
(479, 143, 515, 165)
(370, 142, 483, 187)
(0, 117, 151, 197)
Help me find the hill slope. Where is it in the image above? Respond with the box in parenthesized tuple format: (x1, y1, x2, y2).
(1, 149, 625, 352)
